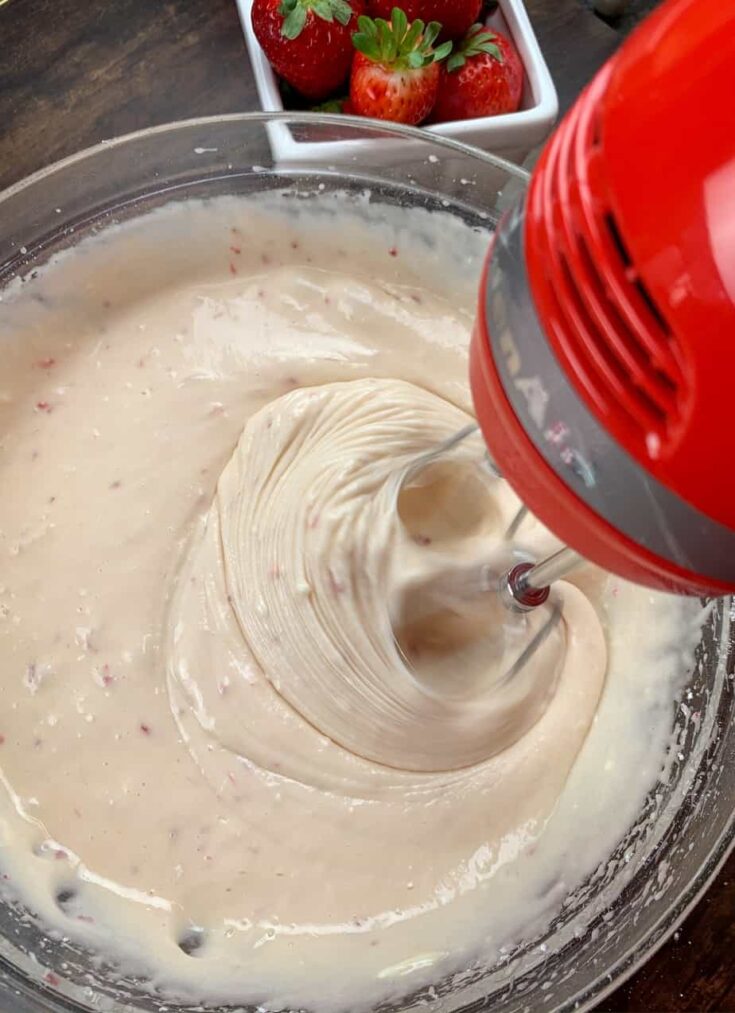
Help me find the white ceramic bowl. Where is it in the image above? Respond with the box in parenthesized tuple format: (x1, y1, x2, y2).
(236, 0, 558, 167)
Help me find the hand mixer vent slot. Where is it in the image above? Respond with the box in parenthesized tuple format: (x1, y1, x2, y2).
(604, 212, 632, 269)
(632, 276, 673, 338)
(526, 66, 687, 460)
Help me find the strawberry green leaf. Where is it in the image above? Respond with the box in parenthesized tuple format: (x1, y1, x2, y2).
(353, 32, 380, 60)
(403, 18, 422, 51)
(433, 40, 453, 62)
(422, 21, 440, 48)
(351, 9, 448, 70)
(281, 3, 307, 38)
(311, 0, 335, 20)
(391, 6, 408, 38)
(376, 18, 392, 60)
(331, 0, 354, 25)
(279, 0, 355, 37)
(358, 13, 377, 34)
(311, 97, 348, 112)
(447, 22, 503, 70)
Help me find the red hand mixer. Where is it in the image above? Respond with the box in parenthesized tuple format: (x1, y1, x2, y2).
(471, 0, 735, 608)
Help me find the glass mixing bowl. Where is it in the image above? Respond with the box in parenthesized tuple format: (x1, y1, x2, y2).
(0, 113, 733, 1013)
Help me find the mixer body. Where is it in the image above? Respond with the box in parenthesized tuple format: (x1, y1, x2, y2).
(471, 0, 735, 596)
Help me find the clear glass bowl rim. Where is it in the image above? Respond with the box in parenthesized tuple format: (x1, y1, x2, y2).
(0, 110, 530, 206)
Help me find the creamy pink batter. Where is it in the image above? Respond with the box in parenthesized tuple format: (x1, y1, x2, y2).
(0, 194, 701, 1010)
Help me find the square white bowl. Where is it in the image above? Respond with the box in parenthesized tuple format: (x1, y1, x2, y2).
(236, 0, 558, 167)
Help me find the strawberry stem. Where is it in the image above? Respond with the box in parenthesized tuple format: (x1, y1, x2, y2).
(279, 0, 354, 40)
(352, 7, 452, 69)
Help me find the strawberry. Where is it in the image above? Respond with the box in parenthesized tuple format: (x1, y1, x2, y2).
(252, 0, 364, 101)
(366, 0, 420, 20)
(349, 8, 452, 125)
(366, 0, 482, 40)
(431, 24, 523, 122)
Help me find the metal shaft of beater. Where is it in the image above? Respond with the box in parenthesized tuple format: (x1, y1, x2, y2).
(501, 547, 582, 612)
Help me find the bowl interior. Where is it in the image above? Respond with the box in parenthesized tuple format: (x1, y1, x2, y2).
(0, 114, 733, 1013)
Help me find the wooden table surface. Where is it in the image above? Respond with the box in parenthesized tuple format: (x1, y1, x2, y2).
(1, 1, 734, 1010)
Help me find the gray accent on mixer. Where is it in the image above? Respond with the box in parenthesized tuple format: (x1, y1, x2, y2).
(483, 197, 735, 584)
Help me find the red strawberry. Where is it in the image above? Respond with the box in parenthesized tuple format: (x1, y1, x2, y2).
(431, 25, 523, 121)
(350, 8, 452, 124)
(367, 0, 482, 40)
(366, 0, 420, 20)
(252, 0, 364, 101)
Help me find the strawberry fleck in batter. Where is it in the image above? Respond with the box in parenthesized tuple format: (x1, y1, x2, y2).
(0, 194, 701, 1010)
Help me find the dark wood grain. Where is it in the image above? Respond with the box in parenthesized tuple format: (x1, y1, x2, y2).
(0, 0, 256, 191)
(523, 0, 620, 112)
(0, 1, 732, 1011)
(602, 853, 735, 1012)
